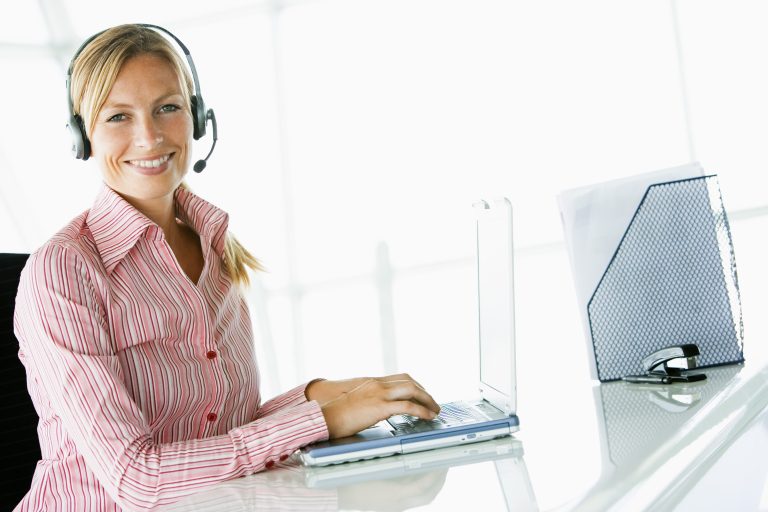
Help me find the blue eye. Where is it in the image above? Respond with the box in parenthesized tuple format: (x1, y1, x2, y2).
(107, 113, 126, 122)
(160, 104, 181, 113)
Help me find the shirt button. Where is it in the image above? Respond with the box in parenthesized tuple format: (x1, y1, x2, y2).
(265, 460, 275, 469)
(279, 454, 289, 462)
(207, 412, 217, 422)
(206, 350, 217, 360)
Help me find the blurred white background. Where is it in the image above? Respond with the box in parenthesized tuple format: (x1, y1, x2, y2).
(2, 4, 767, 503)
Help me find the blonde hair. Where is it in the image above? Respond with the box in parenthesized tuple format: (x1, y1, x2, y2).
(71, 24, 262, 286)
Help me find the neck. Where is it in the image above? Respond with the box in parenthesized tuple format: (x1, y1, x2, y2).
(119, 190, 183, 242)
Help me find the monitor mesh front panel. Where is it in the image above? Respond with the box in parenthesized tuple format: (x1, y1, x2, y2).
(588, 176, 743, 382)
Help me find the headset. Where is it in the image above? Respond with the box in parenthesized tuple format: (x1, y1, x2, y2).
(65, 23, 217, 172)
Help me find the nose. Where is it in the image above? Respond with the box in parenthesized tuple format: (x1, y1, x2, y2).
(133, 114, 163, 148)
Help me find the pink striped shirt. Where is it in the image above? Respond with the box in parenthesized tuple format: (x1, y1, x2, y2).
(13, 185, 329, 511)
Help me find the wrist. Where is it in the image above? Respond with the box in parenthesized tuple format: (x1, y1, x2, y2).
(305, 378, 328, 402)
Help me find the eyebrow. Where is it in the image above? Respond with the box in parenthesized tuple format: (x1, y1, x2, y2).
(101, 92, 185, 111)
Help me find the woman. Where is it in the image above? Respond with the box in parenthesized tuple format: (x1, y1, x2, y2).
(13, 24, 439, 511)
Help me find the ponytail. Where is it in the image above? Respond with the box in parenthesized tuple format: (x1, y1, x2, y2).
(223, 232, 264, 287)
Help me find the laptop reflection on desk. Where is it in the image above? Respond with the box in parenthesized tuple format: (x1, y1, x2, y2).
(303, 437, 538, 512)
(299, 198, 520, 467)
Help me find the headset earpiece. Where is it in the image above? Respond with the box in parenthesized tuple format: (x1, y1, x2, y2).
(67, 113, 90, 160)
(190, 95, 207, 140)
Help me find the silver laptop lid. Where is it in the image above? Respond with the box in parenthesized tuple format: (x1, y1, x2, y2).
(474, 198, 517, 415)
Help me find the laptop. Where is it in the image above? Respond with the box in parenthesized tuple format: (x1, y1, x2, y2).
(299, 197, 520, 466)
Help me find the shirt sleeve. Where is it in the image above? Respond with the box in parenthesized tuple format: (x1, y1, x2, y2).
(14, 244, 329, 511)
(256, 379, 326, 419)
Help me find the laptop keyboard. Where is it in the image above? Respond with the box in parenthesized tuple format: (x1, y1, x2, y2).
(387, 401, 489, 435)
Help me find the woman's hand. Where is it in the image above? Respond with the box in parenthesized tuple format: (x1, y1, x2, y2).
(306, 374, 441, 439)
(305, 377, 370, 404)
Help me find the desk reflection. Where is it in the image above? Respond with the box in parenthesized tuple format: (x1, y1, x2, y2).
(596, 364, 744, 470)
(166, 436, 537, 511)
(566, 363, 768, 511)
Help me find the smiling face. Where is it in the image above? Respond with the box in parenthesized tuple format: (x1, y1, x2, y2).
(89, 53, 193, 207)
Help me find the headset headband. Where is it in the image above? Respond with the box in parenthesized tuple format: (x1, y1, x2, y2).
(66, 24, 202, 98)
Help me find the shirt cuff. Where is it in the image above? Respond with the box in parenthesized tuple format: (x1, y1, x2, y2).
(239, 400, 329, 473)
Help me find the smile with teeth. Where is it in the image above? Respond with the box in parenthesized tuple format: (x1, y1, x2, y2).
(129, 154, 171, 168)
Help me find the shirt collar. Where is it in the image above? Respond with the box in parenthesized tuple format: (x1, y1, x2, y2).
(174, 185, 230, 258)
(87, 184, 230, 275)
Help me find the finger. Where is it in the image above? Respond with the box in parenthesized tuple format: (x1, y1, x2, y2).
(350, 378, 441, 415)
(376, 375, 442, 416)
(387, 399, 439, 420)
(384, 380, 441, 413)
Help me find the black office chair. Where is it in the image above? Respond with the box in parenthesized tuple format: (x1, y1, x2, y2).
(0, 253, 40, 509)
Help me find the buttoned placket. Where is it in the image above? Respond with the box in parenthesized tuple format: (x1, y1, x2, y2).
(155, 229, 225, 436)
(194, 239, 226, 435)
(199, 298, 223, 435)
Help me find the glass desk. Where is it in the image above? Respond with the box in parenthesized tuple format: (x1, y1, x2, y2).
(167, 360, 768, 511)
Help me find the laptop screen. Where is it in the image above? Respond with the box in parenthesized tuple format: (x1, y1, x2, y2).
(475, 198, 517, 414)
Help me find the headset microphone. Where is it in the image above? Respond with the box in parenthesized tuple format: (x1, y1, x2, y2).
(193, 109, 217, 173)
